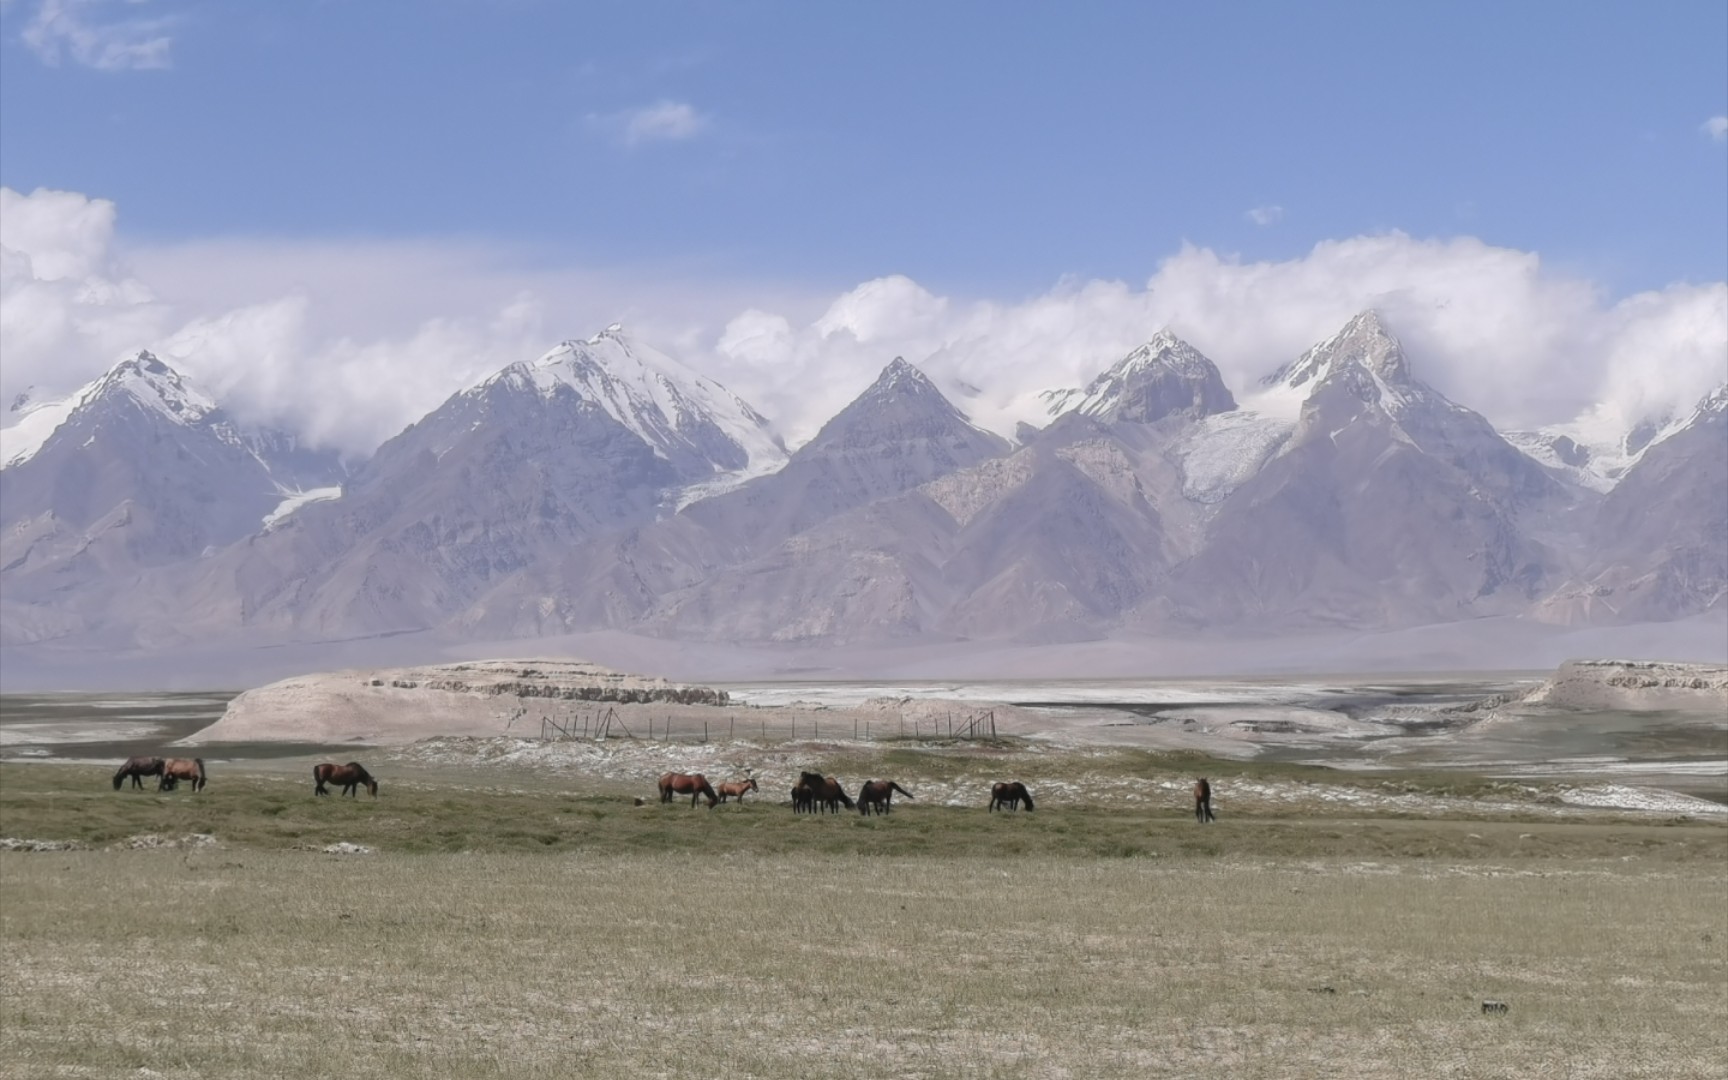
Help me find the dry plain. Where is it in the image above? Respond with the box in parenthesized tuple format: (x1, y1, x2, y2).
(1, 744, 1725, 1080)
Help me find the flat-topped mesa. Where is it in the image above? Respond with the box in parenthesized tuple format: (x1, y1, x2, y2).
(366, 659, 729, 705)
(1521, 659, 1728, 711)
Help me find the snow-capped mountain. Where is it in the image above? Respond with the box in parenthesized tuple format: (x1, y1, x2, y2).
(1155, 312, 1563, 629)
(1538, 383, 1728, 623)
(0, 315, 1719, 660)
(1040, 330, 1237, 425)
(71, 326, 795, 641)
(0, 353, 346, 594)
(492, 325, 785, 485)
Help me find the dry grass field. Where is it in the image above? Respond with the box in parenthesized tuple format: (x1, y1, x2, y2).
(2, 759, 1725, 1079)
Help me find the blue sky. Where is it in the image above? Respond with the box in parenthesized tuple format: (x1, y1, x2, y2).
(1, 0, 1725, 454)
(4, 1, 1724, 294)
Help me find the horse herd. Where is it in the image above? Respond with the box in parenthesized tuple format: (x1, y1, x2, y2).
(657, 771, 1223, 821)
(110, 757, 379, 798)
(112, 755, 1221, 821)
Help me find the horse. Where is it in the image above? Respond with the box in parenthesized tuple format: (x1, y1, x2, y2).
(791, 780, 815, 813)
(112, 756, 164, 791)
(659, 772, 719, 808)
(1193, 778, 1216, 823)
(989, 781, 1034, 812)
(798, 771, 853, 813)
(857, 780, 913, 815)
(314, 762, 379, 798)
(159, 758, 206, 793)
(716, 777, 759, 803)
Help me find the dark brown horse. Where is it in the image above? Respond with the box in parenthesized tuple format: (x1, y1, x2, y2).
(112, 756, 164, 791)
(659, 772, 719, 808)
(798, 771, 853, 813)
(989, 781, 1034, 812)
(314, 762, 379, 797)
(716, 777, 759, 803)
(857, 780, 913, 815)
(1194, 778, 1216, 823)
(791, 779, 814, 813)
(159, 758, 206, 793)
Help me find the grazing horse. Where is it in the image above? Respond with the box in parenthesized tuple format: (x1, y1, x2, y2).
(857, 780, 914, 815)
(716, 777, 759, 803)
(1193, 778, 1216, 823)
(314, 762, 379, 798)
(159, 758, 206, 793)
(659, 772, 719, 808)
(112, 756, 164, 791)
(798, 771, 853, 813)
(989, 781, 1034, 812)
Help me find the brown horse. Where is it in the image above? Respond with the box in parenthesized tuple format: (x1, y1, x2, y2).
(857, 780, 913, 815)
(989, 781, 1034, 812)
(1194, 778, 1216, 823)
(791, 779, 814, 813)
(659, 772, 719, 808)
(159, 758, 206, 793)
(716, 777, 759, 803)
(314, 762, 379, 798)
(112, 756, 164, 791)
(798, 771, 853, 813)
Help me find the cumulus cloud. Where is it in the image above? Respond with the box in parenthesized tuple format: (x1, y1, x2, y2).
(21, 0, 174, 71)
(1244, 205, 1284, 226)
(1705, 116, 1728, 142)
(2, 186, 1724, 461)
(614, 101, 706, 145)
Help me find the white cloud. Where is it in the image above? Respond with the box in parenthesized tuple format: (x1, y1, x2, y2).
(619, 101, 706, 145)
(1244, 205, 1284, 226)
(21, 0, 174, 71)
(1704, 116, 1728, 142)
(3, 186, 1724, 461)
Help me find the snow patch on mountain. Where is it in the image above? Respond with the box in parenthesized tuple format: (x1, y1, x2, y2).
(1176, 410, 1297, 504)
(261, 486, 343, 530)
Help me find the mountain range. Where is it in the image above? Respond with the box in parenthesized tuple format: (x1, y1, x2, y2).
(1, 312, 1722, 666)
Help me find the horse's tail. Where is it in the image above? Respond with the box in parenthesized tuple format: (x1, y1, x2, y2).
(1020, 787, 1034, 811)
(194, 758, 206, 790)
(890, 782, 914, 799)
(836, 786, 854, 809)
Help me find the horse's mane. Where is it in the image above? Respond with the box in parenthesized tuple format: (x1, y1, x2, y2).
(1018, 784, 1034, 810)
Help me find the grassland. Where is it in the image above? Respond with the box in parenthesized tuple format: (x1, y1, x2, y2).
(2, 759, 1725, 1078)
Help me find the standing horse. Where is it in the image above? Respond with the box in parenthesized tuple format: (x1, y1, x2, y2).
(659, 772, 719, 808)
(314, 762, 379, 797)
(989, 781, 1034, 812)
(791, 780, 815, 813)
(857, 780, 913, 815)
(716, 777, 759, 803)
(112, 756, 164, 791)
(1193, 778, 1216, 823)
(798, 771, 853, 813)
(159, 758, 206, 793)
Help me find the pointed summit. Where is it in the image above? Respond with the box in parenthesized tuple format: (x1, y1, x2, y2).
(1261, 309, 1411, 392)
(800, 357, 1000, 459)
(1044, 331, 1236, 424)
(88, 350, 220, 426)
(482, 325, 784, 479)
